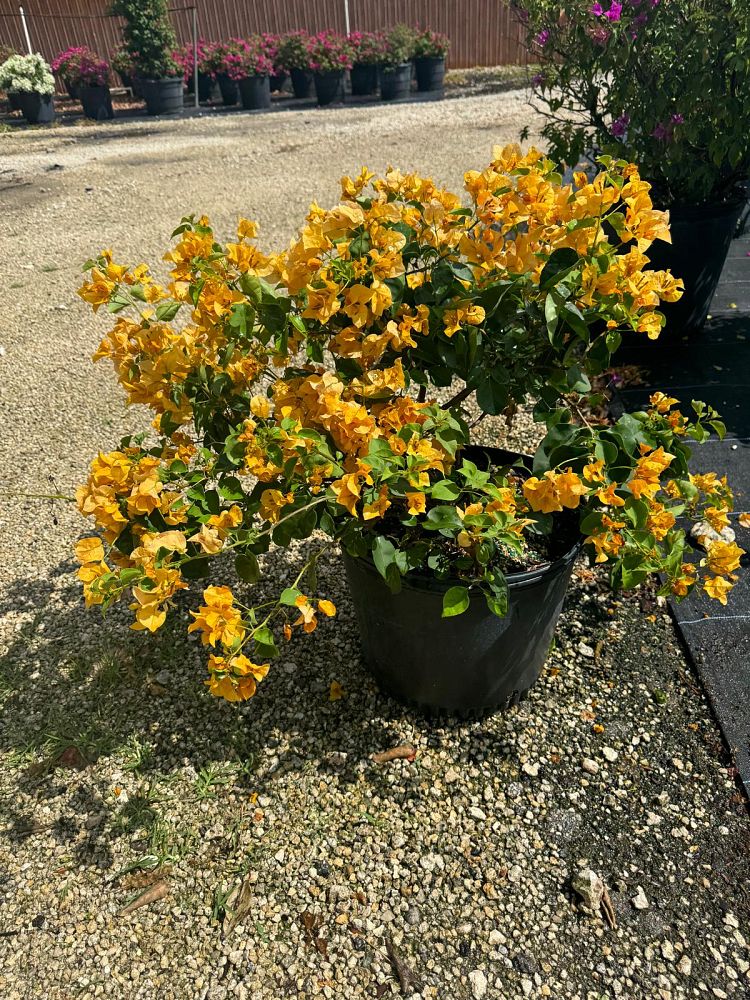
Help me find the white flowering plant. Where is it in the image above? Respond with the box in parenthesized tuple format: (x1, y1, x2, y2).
(0, 53, 55, 95)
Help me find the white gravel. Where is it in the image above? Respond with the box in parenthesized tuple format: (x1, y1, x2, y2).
(1, 90, 749, 1000)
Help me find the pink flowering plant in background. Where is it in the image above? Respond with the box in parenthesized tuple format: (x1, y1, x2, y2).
(304, 30, 354, 73)
(223, 36, 274, 80)
(173, 38, 212, 80)
(275, 30, 312, 71)
(347, 31, 387, 65)
(51, 45, 96, 81)
(515, 0, 750, 206)
(202, 38, 249, 78)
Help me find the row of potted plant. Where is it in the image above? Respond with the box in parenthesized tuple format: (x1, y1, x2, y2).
(0, 48, 114, 123)
(1, 17, 450, 123)
(122, 25, 450, 113)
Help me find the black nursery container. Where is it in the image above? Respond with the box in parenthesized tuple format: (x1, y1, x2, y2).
(186, 70, 215, 103)
(350, 62, 378, 96)
(239, 75, 271, 110)
(16, 91, 55, 124)
(290, 67, 314, 99)
(380, 62, 412, 101)
(270, 70, 288, 93)
(80, 84, 114, 120)
(139, 77, 183, 115)
(414, 55, 446, 92)
(313, 70, 345, 106)
(646, 198, 744, 333)
(216, 72, 239, 106)
(343, 446, 580, 716)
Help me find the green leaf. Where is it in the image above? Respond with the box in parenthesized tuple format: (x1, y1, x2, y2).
(279, 587, 302, 606)
(442, 585, 470, 618)
(235, 552, 260, 583)
(539, 247, 579, 290)
(560, 301, 589, 339)
(252, 626, 278, 659)
(372, 536, 397, 581)
(431, 479, 461, 501)
(156, 301, 181, 321)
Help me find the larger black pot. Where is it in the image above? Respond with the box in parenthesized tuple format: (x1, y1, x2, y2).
(16, 91, 55, 124)
(647, 198, 745, 334)
(414, 55, 446, 92)
(139, 76, 183, 116)
(314, 70, 345, 106)
(350, 62, 378, 96)
(216, 73, 239, 106)
(380, 62, 412, 101)
(80, 84, 114, 121)
(238, 75, 271, 111)
(290, 67, 314, 99)
(343, 447, 580, 715)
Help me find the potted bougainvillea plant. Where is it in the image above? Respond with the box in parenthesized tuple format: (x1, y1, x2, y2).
(75, 146, 744, 714)
(277, 30, 314, 99)
(230, 35, 274, 111)
(306, 31, 353, 106)
(517, 0, 750, 332)
(0, 53, 55, 123)
(202, 39, 246, 106)
(51, 45, 90, 99)
(111, 0, 183, 115)
(380, 24, 416, 101)
(348, 31, 385, 96)
(412, 28, 450, 93)
(175, 39, 215, 103)
(69, 50, 114, 120)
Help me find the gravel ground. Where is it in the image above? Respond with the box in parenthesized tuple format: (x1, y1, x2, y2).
(0, 91, 749, 1000)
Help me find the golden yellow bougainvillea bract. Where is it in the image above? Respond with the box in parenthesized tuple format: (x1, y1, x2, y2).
(75, 146, 744, 702)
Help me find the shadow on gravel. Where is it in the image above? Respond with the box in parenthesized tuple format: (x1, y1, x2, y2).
(0, 543, 493, 801)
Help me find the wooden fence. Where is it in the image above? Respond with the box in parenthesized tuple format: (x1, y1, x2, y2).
(0, 1, 528, 73)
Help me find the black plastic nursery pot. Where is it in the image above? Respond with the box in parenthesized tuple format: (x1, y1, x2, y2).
(350, 62, 379, 96)
(343, 447, 581, 716)
(380, 62, 412, 101)
(238, 75, 271, 111)
(139, 76, 183, 115)
(80, 84, 114, 121)
(64, 78, 78, 100)
(414, 55, 446, 92)
(270, 71, 288, 93)
(16, 91, 55, 124)
(186, 70, 215, 103)
(290, 67, 314, 99)
(314, 70, 345, 106)
(216, 72, 239, 106)
(7, 91, 22, 111)
(647, 198, 745, 334)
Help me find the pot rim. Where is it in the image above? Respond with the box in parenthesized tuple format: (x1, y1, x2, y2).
(664, 195, 747, 219)
(344, 442, 582, 592)
(343, 535, 582, 596)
